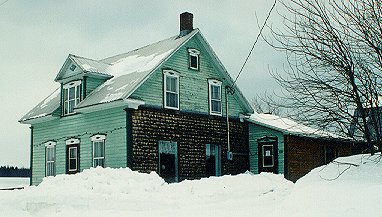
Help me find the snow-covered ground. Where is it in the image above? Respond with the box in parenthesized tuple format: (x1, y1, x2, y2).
(0, 177, 29, 189)
(0, 154, 380, 217)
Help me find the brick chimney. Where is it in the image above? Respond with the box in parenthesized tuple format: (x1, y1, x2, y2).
(180, 12, 193, 37)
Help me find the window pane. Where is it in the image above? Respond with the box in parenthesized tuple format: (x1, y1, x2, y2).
(46, 147, 54, 161)
(64, 89, 68, 101)
(70, 159, 77, 170)
(76, 85, 81, 99)
(166, 92, 178, 108)
(94, 159, 104, 167)
(211, 85, 221, 100)
(166, 76, 177, 92)
(190, 55, 198, 69)
(69, 87, 75, 100)
(211, 100, 221, 113)
(64, 101, 68, 114)
(70, 148, 77, 159)
(69, 100, 75, 113)
(94, 141, 104, 158)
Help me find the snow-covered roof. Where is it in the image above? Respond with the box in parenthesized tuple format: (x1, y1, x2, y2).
(247, 113, 341, 139)
(20, 30, 198, 123)
(76, 30, 195, 108)
(19, 88, 61, 123)
(20, 28, 253, 123)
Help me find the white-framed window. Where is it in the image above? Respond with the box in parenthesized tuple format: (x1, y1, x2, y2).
(208, 79, 222, 115)
(91, 135, 106, 168)
(163, 70, 180, 110)
(66, 138, 80, 173)
(63, 80, 82, 115)
(188, 48, 200, 70)
(45, 141, 56, 177)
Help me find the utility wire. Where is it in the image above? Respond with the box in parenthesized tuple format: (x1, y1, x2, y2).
(0, 0, 9, 8)
(231, 0, 277, 88)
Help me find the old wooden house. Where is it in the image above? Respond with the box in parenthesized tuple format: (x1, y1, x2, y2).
(246, 113, 355, 182)
(19, 12, 254, 185)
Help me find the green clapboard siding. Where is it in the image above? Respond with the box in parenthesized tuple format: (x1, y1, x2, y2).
(130, 35, 248, 118)
(85, 77, 106, 97)
(248, 123, 284, 174)
(31, 107, 127, 185)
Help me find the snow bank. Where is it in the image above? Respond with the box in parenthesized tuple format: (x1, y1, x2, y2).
(0, 168, 292, 217)
(1, 154, 381, 217)
(275, 154, 382, 217)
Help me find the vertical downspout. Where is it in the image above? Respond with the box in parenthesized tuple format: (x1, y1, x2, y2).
(30, 126, 34, 186)
(125, 108, 133, 169)
(225, 87, 231, 153)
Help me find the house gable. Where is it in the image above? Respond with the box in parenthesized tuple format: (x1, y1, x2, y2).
(130, 31, 253, 117)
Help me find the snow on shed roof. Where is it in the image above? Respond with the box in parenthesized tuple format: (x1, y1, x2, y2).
(248, 113, 341, 139)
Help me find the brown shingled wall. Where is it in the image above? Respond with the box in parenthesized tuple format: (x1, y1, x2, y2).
(131, 107, 249, 181)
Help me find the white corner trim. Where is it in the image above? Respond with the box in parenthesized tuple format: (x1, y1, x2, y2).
(123, 98, 145, 110)
(66, 138, 80, 145)
(91, 135, 106, 142)
(63, 80, 82, 88)
(44, 141, 57, 147)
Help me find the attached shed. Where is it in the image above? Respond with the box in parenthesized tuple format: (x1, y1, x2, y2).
(247, 113, 354, 182)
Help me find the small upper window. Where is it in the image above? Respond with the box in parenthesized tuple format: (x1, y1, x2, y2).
(163, 70, 180, 110)
(208, 80, 222, 115)
(69, 64, 77, 71)
(63, 80, 82, 115)
(188, 48, 200, 70)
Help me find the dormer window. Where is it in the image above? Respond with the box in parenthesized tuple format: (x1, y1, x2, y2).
(188, 48, 200, 70)
(63, 80, 82, 115)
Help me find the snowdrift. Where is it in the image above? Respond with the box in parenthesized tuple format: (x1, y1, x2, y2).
(0, 154, 381, 217)
(0, 167, 292, 217)
(275, 154, 382, 217)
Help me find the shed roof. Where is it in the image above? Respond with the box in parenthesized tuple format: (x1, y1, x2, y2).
(247, 113, 342, 140)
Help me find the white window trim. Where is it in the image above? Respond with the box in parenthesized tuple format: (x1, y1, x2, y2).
(91, 135, 106, 167)
(208, 79, 222, 116)
(163, 70, 180, 110)
(68, 146, 78, 172)
(45, 141, 56, 177)
(188, 48, 200, 70)
(66, 138, 80, 145)
(63, 80, 82, 115)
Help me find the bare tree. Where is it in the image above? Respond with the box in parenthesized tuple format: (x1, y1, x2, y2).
(251, 93, 283, 115)
(267, 0, 382, 153)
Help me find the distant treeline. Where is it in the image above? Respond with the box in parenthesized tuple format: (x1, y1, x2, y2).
(0, 166, 30, 177)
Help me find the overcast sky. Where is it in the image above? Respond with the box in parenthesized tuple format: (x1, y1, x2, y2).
(0, 0, 286, 167)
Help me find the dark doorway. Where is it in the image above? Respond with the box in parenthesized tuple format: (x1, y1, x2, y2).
(206, 144, 221, 177)
(257, 136, 278, 174)
(158, 141, 178, 183)
(66, 144, 79, 174)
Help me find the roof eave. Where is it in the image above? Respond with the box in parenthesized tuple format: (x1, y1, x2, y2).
(19, 115, 59, 125)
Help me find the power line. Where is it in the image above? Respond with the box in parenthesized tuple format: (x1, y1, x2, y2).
(0, 0, 9, 8)
(231, 0, 277, 88)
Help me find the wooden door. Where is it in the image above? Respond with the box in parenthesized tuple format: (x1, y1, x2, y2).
(257, 137, 278, 174)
